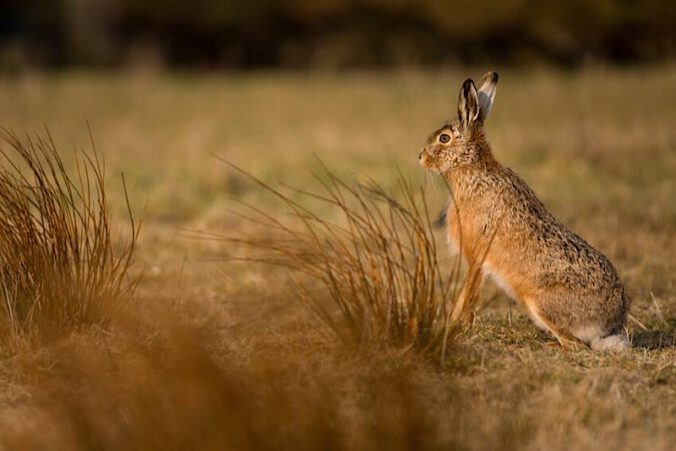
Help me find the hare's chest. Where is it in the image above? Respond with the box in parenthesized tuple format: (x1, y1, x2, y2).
(445, 202, 461, 255)
(445, 202, 488, 258)
(445, 214, 519, 301)
(446, 229, 460, 255)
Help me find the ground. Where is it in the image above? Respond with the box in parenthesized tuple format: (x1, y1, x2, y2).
(0, 67, 673, 450)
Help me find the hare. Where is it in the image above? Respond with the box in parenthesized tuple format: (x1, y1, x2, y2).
(419, 72, 631, 350)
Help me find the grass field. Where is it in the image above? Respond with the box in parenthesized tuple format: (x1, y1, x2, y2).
(0, 67, 674, 449)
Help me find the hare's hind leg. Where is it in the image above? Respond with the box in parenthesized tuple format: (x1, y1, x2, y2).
(525, 302, 587, 349)
(550, 327, 587, 350)
(543, 321, 587, 349)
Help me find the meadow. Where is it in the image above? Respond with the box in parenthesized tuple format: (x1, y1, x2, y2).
(0, 66, 673, 449)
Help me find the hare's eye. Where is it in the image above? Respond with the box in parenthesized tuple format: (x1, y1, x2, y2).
(438, 133, 451, 144)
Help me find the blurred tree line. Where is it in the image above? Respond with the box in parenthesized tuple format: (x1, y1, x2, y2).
(1, 0, 674, 70)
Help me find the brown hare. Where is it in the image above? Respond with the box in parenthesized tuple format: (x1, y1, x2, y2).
(419, 72, 631, 350)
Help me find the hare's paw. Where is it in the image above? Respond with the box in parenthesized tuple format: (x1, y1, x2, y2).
(553, 333, 587, 350)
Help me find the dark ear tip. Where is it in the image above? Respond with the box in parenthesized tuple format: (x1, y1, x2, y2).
(462, 78, 476, 93)
(481, 71, 498, 83)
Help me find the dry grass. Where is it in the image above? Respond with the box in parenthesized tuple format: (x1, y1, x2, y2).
(201, 162, 485, 357)
(0, 304, 524, 451)
(0, 67, 673, 450)
(0, 128, 138, 352)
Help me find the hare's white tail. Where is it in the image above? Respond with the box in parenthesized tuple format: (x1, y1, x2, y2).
(590, 334, 629, 351)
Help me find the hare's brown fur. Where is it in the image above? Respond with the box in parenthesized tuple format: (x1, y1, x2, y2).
(419, 72, 630, 350)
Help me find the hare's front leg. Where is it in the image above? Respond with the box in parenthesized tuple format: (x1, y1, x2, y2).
(450, 273, 485, 323)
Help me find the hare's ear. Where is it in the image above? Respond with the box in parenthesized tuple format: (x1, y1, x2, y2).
(477, 71, 498, 121)
(457, 79, 480, 130)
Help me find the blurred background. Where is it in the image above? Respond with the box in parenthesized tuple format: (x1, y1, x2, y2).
(0, 2, 675, 449)
(1, 0, 675, 72)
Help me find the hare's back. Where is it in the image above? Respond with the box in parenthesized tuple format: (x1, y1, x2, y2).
(493, 167, 622, 288)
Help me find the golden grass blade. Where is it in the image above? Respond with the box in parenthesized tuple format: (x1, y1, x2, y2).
(0, 128, 139, 351)
(205, 161, 488, 357)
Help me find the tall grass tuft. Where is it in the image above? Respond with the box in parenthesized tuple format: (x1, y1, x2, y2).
(0, 128, 139, 352)
(210, 162, 485, 357)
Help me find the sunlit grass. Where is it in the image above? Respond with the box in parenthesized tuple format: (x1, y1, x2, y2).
(0, 68, 673, 449)
(0, 128, 139, 352)
(199, 162, 487, 357)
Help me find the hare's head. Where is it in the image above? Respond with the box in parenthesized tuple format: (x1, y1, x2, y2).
(419, 71, 498, 173)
